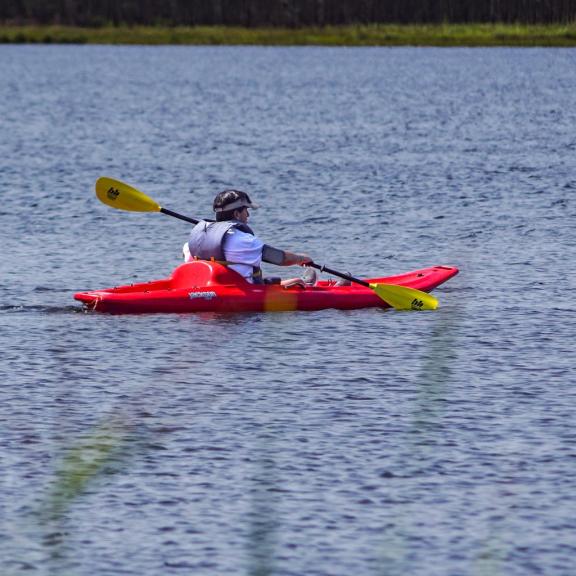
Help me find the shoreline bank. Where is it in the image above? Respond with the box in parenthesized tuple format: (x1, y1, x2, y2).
(1, 24, 576, 47)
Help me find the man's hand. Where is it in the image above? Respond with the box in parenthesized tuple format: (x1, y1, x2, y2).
(296, 253, 313, 266)
(283, 251, 312, 266)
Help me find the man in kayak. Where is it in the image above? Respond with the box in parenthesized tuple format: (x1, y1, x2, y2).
(183, 189, 316, 286)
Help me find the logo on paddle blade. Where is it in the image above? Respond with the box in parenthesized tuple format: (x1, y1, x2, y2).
(411, 298, 424, 310)
(107, 187, 120, 201)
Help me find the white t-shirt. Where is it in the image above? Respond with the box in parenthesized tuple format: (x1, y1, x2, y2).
(183, 228, 264, 283)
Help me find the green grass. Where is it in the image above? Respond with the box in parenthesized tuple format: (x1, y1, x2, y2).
(1, 23, 576, 46)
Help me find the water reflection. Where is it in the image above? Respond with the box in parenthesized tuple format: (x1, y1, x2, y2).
(378, 310, 461, 575)
(246, 440, 280, 576)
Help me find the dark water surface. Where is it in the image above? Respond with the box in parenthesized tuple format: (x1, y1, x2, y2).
(1, 46, 575, 575)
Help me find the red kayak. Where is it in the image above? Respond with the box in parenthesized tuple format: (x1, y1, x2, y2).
(74, 261, 458, 314)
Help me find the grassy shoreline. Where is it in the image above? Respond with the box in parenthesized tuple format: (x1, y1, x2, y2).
(1, 24, 576, 47)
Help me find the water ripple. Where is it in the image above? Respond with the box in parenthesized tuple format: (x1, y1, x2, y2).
(1, 45, 575, 576)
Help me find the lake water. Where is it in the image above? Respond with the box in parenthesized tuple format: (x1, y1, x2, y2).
(1, 45, 575, 576)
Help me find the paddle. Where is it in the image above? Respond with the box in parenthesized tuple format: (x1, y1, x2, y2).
(95, 177, 438, 310)
(96, 176, 199, 225)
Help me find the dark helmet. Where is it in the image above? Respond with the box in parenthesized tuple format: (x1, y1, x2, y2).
(213, 189, 259, 213)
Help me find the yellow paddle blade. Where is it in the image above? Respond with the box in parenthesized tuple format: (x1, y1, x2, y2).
(369, 283, 439, 311)
(95, 177, 161, 213)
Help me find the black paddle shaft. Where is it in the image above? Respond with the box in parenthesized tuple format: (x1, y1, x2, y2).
(308, 262, 370, 288)
(161, 207, 198, 225)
